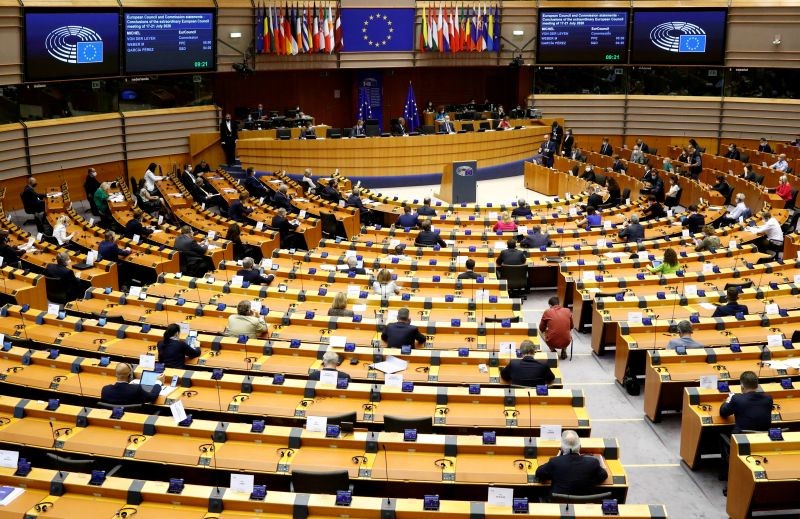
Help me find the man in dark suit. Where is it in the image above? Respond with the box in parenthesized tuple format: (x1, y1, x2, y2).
(219, 113, 238, 166)
(550, 121, 564, 152)
(682, 205, 705, 234)
(617, 215, 644, 244)
(98, 231, 132, 263)
(414, 220, 446, 248)
(535, 430, 609, 496)
(21, 177, 45, 213)
(300, 121, 316, 139)
(417, 198, 437, 217)
(570, 148, 587, 163)
(381, 307, 426, 348)
(346, 188, 372, 224)
(174, 225, 212, 277)
(511, 199, 532, 218)
(579, 165, 596, 183)
(391, 117, 408, 136)
(539, 135, 556, 168)
(520, 226, 551, 248)
(712, 287, 750, 318)
(395, 206, 419, 228)
(242, 167, 270, 199)
(45, 252, 82, 301)
(757, 138, 772, 154)
(438, 116, 455, 134)
(584, 186, 604, 209)
(228, 193, 255, 224)
(272, 208, 304, 249)
(100, 362, 162, 405)
(496, 239, 527, 267)
(345, 256, 366, 275)
(237, 256, 275, 285)
(599, 138, 613, 156)
(194, 160, 212, 174)
(272, 184, 295, 213)
(725, 144, 741, 161)
(500, 340, 554, 386)
(687, 147, 703, 180)
(636, 138, 650, 154)
(457, 258, 480, 280)
(309, 350, 351, 383)
(319, 181, 342, 204)
(640, 196, 666, 222)
(720, 371, 773, 433)
(124, 209, 154, 239)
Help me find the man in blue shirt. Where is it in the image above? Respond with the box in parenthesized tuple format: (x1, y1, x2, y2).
(395, 206, 419, 228)
(666, 321, 704, 350)
(98, 231, 131, 262)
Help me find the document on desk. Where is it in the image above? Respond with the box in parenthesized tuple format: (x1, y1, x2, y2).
(371, 356, 408, 374)
(0, 486, 24, 506)
(699, 303, 717, 310)
(487, 487, 514, 507)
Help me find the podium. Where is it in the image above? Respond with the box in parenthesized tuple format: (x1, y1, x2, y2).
(436, 160, 478, 204)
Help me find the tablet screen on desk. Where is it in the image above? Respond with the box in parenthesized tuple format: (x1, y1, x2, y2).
(140, 370, 158, 390)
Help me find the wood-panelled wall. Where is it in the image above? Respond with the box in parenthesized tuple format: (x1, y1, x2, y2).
(532, 94, 800, 156)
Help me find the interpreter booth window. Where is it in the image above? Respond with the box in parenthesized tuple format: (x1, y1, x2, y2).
(117, 74, 213, 112)
(18, 80, 119, 121)
(0, 86, 20, 124)
(725, 68, 800, 100)
(627, 67, 724, 97)
(533, 66, 625, 95)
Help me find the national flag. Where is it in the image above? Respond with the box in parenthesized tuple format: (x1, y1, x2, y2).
(326, 5, 334, 53)
(492, 4, 500, 52)
(357, 86, 372, 122)
(277, 5, 285, 54)
(317, 5, 325, 51)
(312, 4, 319, 52)
(437, 4, 443, 52)
(266, 2, 273, 53)
(322, 5, 330, 52)
(284, 4, 294, 55)
(448, 6, 455, 53)
(255, 2, 264, 54)
(402, 82, 420, 133)
(453, 5, 460, 52)
(480, 4, 488, 51)
(486, 4, 494, 52)
(334, 2, 343, 52)
(419, 5, 427, 51)
(429, 5, 438, 51)
(470, 6, 478, 51)
(464, 7, 471, 51)
(301, 6, 310, 52)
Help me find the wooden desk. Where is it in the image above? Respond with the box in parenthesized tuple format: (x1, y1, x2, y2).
(680, 383, 798, 469)
(0, 266, 48, 310)
(728, 432, 800, 519)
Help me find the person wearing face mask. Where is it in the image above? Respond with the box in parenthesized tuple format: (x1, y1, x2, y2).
(219, 113, 238, 165)
(439, 115, 455, 134)
(84, 168, 101, 204)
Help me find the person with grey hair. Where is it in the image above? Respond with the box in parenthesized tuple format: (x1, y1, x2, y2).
(272, 182, 295, 212)
(224, 300, 268, 338)
(301, 169, 317, 195)
(534, 430, 609, 496)
(511, 199, 533, 218)
(45, 251, 82, 301)
(345, 256, 366, 275)
(618, 213, 644, 244)
(236, 256, 275, 285)
(499, 339, 555, 386)
(666, 321, 704, 350)
(309, 350, 351, 383)
(381, 307, 426, 348)
(272, 207, 303, 249)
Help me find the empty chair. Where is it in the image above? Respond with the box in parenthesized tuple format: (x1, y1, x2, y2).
(383, 415, 433, 434)
(421, 125, 435, 135)
(621, 187, 631, 203)
(785, 188, 799, 211)
(276, 128, 291, 140)
(462, 123, 474, 132)
(500, 264, 529, 300)
(326, 128, 342, 139)
(323, 411, 357, 426)
(44, 276, 70, 305)
(290, 469, 351, 495)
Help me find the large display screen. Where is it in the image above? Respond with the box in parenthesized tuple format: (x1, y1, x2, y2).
(124, 10, 215, 74)
(631, 9, 727, 65)
(24, 9, 121, 82)
(537, 10, 629, 64)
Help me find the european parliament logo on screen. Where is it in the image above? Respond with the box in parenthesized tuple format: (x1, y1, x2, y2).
(649, 21, 706, 53)
(631, 9, 726, 65)
(45, 26, 104, 64)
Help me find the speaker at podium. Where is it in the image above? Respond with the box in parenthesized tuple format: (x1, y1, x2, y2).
(436, 160, 477, 204)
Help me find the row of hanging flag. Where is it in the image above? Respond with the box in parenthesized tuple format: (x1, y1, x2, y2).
(419, 4, 500, 53)
(254, 2, 343, 55)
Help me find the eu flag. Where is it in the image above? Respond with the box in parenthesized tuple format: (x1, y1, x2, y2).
(76, 41, 103, 63)
(679, 34, 706, 53)
(340, 8, 415, 52)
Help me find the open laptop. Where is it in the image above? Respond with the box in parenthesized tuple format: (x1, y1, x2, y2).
(139, 370, 159, 392)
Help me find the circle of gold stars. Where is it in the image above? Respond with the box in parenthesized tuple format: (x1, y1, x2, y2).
(362, 12, 394, 48)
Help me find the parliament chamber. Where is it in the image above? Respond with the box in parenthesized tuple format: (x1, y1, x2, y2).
(1, 1, 800, 518)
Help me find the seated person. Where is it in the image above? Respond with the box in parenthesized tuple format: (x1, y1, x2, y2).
(272, 207, 304, 249)
(712, 287, 749, 318)
(747, 210, 783, 253)
(300, 169, 317, 195)
(496, 239, 526, 267)
(641, 196, 666, 221)
(391, 117, 408, 136)
(272, 184, 296, 212)
(380, 307, 426, 348)
(492, 212, 518, 232)
(511, 199, 532, 218)
(694, 225, 721, 252)
(373, 268, 400, 297)
(414, 220, 446, 247)
(535, 430, 609, 496)
(666, 320, 704, 350)
(319, 180, 342, 204)
(720, 371, 773, 433)
(395, 206, 419, 228)
(647, 248, 681, 275)
(681, 205, 705, 235)
(769, 154, 789, 172)
(711, 174, 732, 202)
(739, 164, 757, 183)
(328, 292, 355, 317)
(497, 116, 511, 130)
(309, 350, 351, 383)
(236, 256, 275, 285)
(242, 167, 270, 199)
(719, 193, 749, 226)
(629, 145, 646, 164)
(44, 251, 82, 301)
(226, 222, 261, 262)
(618, 215, 644, 244)
(0, 231, 25, 268)
(774, 175, 793, 202)
(438, 115, 455, 134)
(583, 186, 603, 209)
(576, 206, 601, 228)
(345, 256, 366, 275)
(520, 226, 551, 248)
(100, 362, 162, 405)
(174, 226, 212, 277)
(500, 339, 554, 386)
(300, 121, 316, 139)
(417, 198, 437, 217)
(664, 176, 681, 208)
(346, 188, 372, 223)
(224, 300, 268, 339)
(725, 144, 741, 161)
(52, 215, 77, 250)
(457, 258, 480, 280)
(228, 193, 255, 224)
(98, 231, 132, 263)
(124, 209, 155, 239)
(757, 138, 772, 154)
(157, 323, 201, 369)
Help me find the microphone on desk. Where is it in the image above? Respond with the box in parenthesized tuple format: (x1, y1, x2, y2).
(526, 389, 533, 441)
(382, 444, 391, 505)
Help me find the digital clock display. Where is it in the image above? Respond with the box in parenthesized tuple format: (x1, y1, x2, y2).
(124, 10, 216, 74)
(537, 9, 629, 64)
